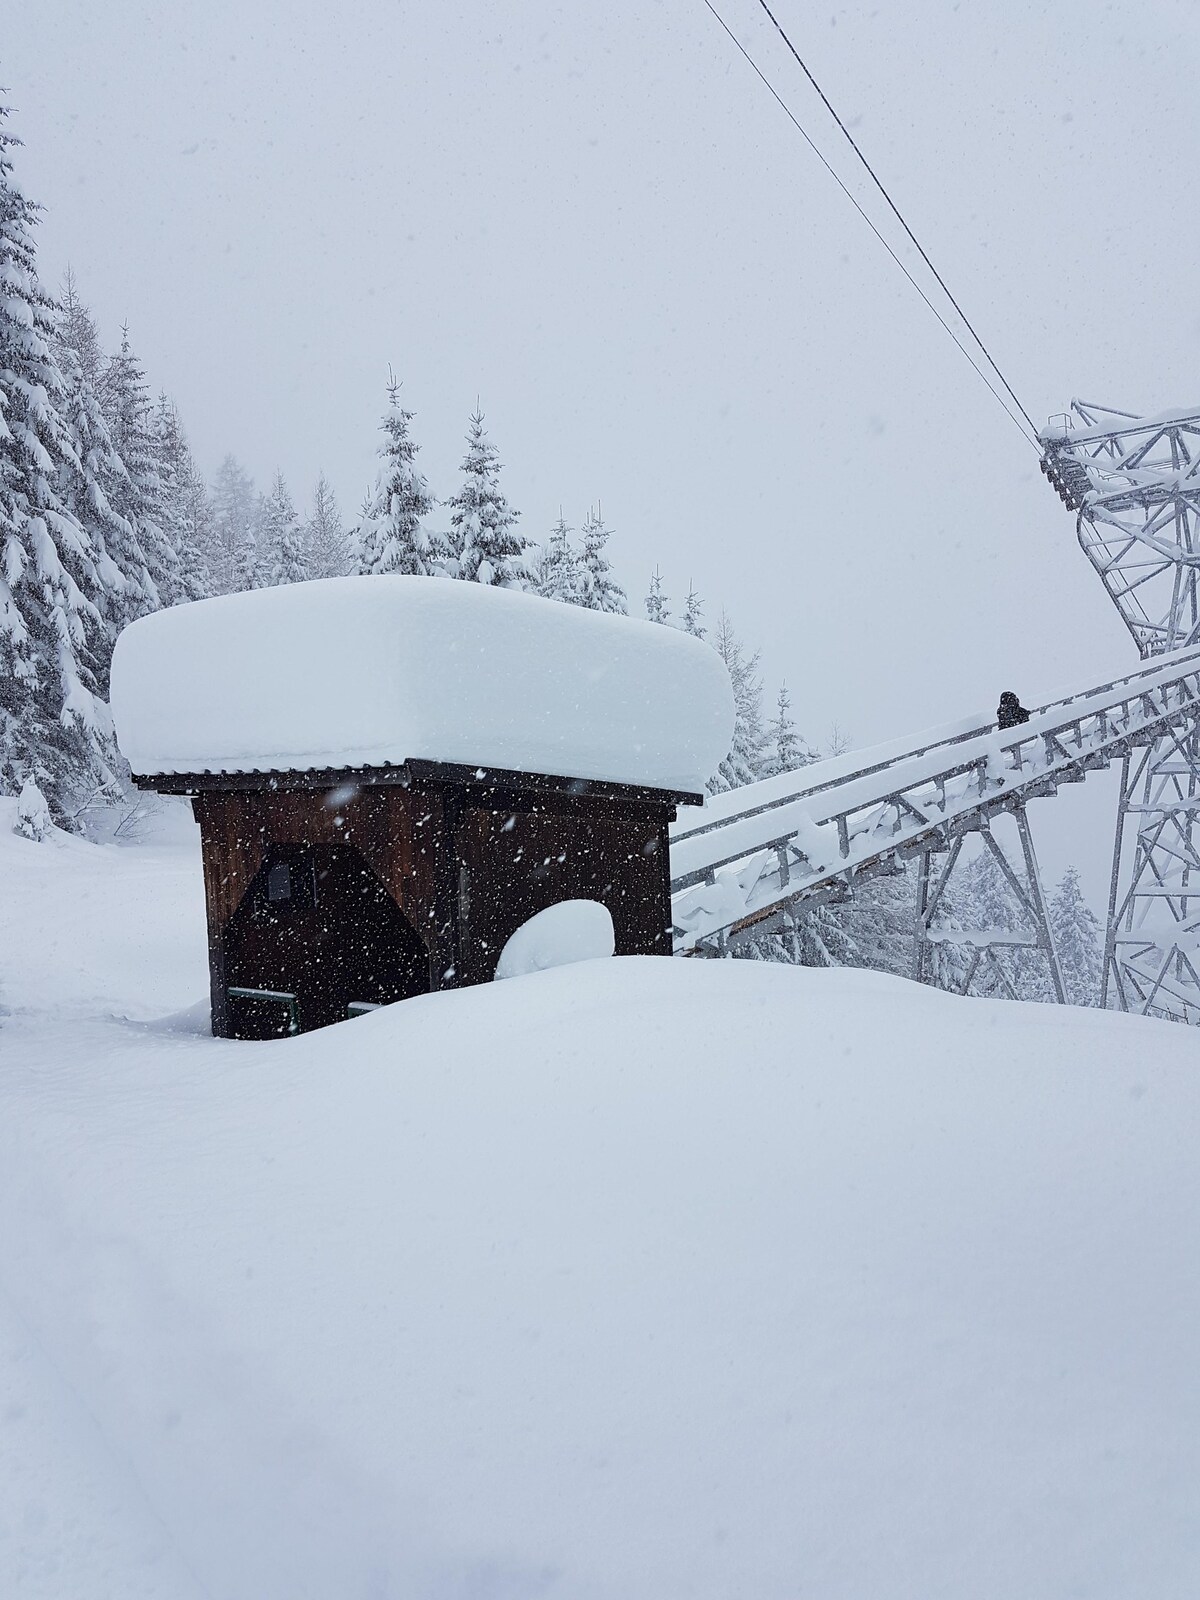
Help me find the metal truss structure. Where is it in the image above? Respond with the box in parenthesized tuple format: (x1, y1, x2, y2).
(666, 398, 1200, 1019)
(669, 651, 1200, 1007)
(912, 813, 1064, 1003)
(1041, 402, 1200, 1021)
(1041, 403, 1200, 656)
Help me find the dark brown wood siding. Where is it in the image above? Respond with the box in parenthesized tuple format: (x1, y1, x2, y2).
(452, 794, 672, 986)
(190, 771, 676, 1038)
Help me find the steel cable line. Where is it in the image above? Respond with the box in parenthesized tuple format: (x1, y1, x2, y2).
(700, 0, 1040, 450)
(753, 0, 1039, 438)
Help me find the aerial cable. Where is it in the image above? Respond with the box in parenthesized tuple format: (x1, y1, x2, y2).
(700, 0, 1040, 450)
(751, 0, 1040, 440)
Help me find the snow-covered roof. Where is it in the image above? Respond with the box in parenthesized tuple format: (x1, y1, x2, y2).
(110, 576, 734, 796)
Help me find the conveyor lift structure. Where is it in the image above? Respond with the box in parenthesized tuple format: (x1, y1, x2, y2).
(667, 400, 1200, 1022)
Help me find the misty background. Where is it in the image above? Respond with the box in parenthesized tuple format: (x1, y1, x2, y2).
(7, 0, 1196, 904)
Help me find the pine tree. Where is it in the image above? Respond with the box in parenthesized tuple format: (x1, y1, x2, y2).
(153, 394, 212, 601)
(258, 472, 307, 586)
(1050, 865, 1103, 1007)
(959, 846, 1018, 1000)
(918, 874, 974, 993)
(445, 408, 527, 586)
(740, 901, 859, 971)
(762, 683, 809, 777)
(209, 455, 257, 594)
(576, 506, 627, 613)
(57, 267, 105, 391)
(103, 325, 177, 614)
(53, 343, 136, 687)
(645, 567, 670, 625)
(233, 509, 262, 593)
(789, 904, 860, 967)
(824, 722, 853, 758)
(959, 843, 1050, 1002)
(354, 376, 440, 576)
(536, 513, 581, 605)
(835, 865, 919, 979)
(50, 279, 133, 643)
(304, 471, 349, 579)
(681, 583, 705, 640)
(0, 101, 115, 819)
(709, 610, 765, 792)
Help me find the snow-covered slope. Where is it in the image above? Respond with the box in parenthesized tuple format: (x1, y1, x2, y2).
(2, 803, 1199, 1599)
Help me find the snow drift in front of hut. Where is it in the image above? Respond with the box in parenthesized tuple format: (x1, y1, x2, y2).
(109, 576, 734, 794)
(2, 805, 1200, 1598)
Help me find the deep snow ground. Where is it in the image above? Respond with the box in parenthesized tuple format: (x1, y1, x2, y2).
(2, 801, 1199, 1598)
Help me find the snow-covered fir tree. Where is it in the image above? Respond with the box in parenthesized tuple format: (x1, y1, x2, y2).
(755, 854, 973, 987)
(209, 455, 257, 594)
(739, 898, 859, 971)
(445, 409, 527, 586)
(535, 514, 581, 605)
(258, 472, 307, 586)
(958, 841, 1050, 1001)
(959, 844, 1018, 999)
(789, 902, 860, 968)
(1050, 865, 1103, 1007)
(51, 342, 134, 689)
(0, 101, 114, 820)
(915, 872, 974, 993)
(153, 394, 212, 602)
(354, 376, 440, 577)
(762, 682, 809, 777)
(681, 583, 705, 639)
(57, 267, 105, 392)
(233, 504, 263, 593)
(304, 471, 349, 580)
(576, 506, 627, 614)
(709, 610, 765, 792)
(103, 325, 178, 615)
(645, 567, 670, 625)
(835, 865, 921, 980)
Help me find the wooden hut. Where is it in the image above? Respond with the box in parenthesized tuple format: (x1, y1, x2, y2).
(110, 576, 733, 1039)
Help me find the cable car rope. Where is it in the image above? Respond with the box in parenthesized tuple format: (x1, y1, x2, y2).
(701, 0, 1040, 449)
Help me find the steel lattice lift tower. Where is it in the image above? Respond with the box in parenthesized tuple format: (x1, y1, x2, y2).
(1042, 402, 1200, 1020)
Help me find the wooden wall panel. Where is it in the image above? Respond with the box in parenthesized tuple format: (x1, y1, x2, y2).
(191, 777, 676, 1035)
(453, 796, 673, 986)
(195, 787, 439, 938)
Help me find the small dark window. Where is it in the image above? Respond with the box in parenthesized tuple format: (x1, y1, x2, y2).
(267, 861, 293, 903)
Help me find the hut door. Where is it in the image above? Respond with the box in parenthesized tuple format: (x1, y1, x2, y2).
(224, 843, 429, 1037)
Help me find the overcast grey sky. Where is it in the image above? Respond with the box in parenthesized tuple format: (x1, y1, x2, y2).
(7, 0, 1198, 901)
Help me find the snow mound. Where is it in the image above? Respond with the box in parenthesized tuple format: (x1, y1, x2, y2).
(110, 575, 734, 795)
(15, 778, 52, 840)
(494, 898, 615, 979)
(3, 830, 1200, 1597)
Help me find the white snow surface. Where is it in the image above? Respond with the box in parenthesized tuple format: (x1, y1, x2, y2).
(110, 576, 734, 795)
(3, 799, 1200, 1597)
(494, 898, 615, 980)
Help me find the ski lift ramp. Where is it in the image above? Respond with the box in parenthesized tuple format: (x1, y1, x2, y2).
(670, 645, 1200, 1004)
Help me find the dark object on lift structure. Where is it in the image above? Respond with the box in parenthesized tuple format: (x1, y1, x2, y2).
(997, 691, 1032, 730)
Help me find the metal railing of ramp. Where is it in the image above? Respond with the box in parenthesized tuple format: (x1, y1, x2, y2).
(670, 646, 1200, 960)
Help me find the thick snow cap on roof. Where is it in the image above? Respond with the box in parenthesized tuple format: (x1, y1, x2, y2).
(110, 576, 735, 796)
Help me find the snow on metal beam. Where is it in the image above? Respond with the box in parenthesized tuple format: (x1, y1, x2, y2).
(671, 646, 1200, 952)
